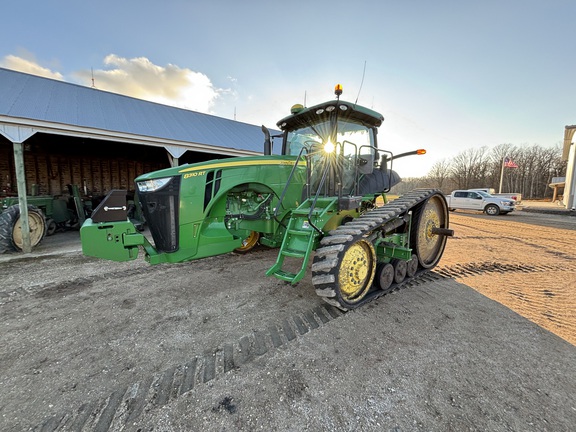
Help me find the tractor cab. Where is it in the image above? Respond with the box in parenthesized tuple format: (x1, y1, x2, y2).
(276, 84, 399, 206)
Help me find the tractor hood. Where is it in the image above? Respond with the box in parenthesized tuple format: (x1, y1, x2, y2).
(134, 155, 302, 183)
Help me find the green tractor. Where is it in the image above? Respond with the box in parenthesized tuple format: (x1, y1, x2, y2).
(81, 85, 453, 310)
(0, 185, 89, 253)
(0, 185, 144, 253)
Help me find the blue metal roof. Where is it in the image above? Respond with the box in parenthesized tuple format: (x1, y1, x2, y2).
(0, 67, 274, 154)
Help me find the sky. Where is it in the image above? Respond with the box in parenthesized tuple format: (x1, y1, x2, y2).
(1, 0, 574, 177)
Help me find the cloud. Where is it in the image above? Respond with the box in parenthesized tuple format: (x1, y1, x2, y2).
(0, 54, 63, 80)
(1, 53, 225, 114)
(73, 54, 223, 113)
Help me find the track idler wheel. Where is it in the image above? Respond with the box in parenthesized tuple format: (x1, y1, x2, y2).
(375, 263, 394, 291)
(411, 193, 451, 269)
(391, 259, 407, 284)
(406, 254, 418, 278)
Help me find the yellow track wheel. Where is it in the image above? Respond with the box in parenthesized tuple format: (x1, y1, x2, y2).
(337, 239, 376, 304)
(234, 231, 260, 254)
(412, 194, 449, 268)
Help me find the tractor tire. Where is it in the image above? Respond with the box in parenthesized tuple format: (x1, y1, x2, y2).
(0, 205, 47, 253)
(46, 218, 57, 236)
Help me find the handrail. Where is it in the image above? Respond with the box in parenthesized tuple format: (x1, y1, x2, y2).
(273, 147, 309, 218)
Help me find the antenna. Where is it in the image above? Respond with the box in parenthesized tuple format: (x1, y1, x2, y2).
(91, 67, 96, 88)
(354, 60, 367, 105)
(304, 91, 307, 107)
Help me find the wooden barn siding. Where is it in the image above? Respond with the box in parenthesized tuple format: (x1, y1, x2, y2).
(1, 135, 168, 197)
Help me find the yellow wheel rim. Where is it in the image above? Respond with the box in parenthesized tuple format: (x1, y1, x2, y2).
(234, 231, 260, 253)
(13, 211, 46, 249)
(415, 195, 447, 268)
(338, 239, 376, 302)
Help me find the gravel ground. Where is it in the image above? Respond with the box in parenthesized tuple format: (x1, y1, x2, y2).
(0, 208, 575, 431)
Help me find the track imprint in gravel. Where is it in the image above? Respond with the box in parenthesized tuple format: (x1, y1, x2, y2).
(25, 244, 576, 430)
(34, 303, 344, 431)
(33, 272, 444, 431)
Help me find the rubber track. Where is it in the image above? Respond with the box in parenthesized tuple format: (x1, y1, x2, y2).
(311, 188, 442, 310)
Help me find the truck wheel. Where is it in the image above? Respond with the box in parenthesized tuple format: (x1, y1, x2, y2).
(485, 204, 500, 216)
(0, 205, 47, 253)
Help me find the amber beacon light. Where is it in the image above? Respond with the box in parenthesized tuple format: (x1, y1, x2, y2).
(334, 83, 343, 96)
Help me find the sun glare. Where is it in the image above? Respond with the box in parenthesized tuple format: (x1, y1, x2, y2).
(324, 140, 335, 153)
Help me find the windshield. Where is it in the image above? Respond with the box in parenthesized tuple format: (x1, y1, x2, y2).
(476, 191, 492, 198)
(285, 118, 376, 194)
(286, 119, 374, 157)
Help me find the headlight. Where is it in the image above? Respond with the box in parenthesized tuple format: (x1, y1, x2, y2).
(500, 201, 513, 206)
(137, 177, 173, 192)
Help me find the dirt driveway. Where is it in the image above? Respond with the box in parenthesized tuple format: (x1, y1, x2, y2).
(0, 209, 575, 431)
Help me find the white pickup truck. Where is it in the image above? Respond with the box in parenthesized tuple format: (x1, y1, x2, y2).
(446, 190, 516, 216)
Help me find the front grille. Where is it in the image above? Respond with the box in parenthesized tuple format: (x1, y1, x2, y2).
(139, 176, 181, 253)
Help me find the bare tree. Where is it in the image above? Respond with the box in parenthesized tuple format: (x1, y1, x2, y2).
(450, 147, 491, 189)
(423, 158, 452, 192)
(390, 143, 566, 199)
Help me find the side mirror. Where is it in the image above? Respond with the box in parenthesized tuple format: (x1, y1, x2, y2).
(262, 125, 272, 155)
(358, 154, 374, 175)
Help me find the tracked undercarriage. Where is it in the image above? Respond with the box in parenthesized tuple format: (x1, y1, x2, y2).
(312, 189, 452, 310)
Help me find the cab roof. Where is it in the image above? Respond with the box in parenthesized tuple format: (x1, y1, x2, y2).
(276, 99, 384, 131)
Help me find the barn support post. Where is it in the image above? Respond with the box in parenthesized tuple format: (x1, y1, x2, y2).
(164, 145, 187, 168)
(13, 141, 31, 252)
(1, 125, 36, 253)
(166, 152, 179, 167)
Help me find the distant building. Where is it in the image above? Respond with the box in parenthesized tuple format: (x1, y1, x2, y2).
(562, 125, 576, 210)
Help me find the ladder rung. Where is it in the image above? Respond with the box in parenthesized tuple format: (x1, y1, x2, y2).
(288, 229, 314, 236)
(282, 248, 306, 258)
(273, 269, 298, 281)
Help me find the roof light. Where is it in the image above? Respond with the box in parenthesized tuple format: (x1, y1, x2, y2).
(334, 84, 343, 96)
(291, 104, 304, 114)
